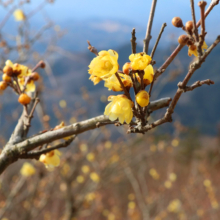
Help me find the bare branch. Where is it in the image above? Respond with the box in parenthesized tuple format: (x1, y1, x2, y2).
(181, 79, 214, 92)
(150, 23, 167, 59)
(20, 136, 76, 159)
(143, 0, 157, 54)
(87, 40, 99, 56)
(131, 28, 137, 54)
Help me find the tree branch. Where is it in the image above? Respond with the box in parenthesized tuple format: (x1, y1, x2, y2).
(143, 0, 157, 54)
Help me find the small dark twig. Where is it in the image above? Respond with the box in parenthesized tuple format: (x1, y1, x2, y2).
(143, 0, 157, 54)
(115, 72, 132, 100)
(20, 136, 76, 159)
(190, 0, 203, 56)
(131, 28, 137, 54)
(87, 40, 99, 56)
(150, 23, 167, 59)
(180, 79, 214, 92)
(196, 0, 219, 27)
(198, 1, 207, 49)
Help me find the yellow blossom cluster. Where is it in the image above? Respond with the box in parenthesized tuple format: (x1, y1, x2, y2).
(0, 60, 41, 105)
(88, 49, 154, 125)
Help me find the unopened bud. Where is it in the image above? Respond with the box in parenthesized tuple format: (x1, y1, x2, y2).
(2, 74, 11, 82)
(18, 93, 31, 105)
(39, 60, 46, 68)
(172, 17, 183, 28)
(136, 90, 149, 107)
(31, 72, 40, 81)
(185, 21, 194, 32)
(0, 81, 7, 90)
(122, 62, 131, 75)
(178, 35, 189, 45)
(3, 66, 13, 76)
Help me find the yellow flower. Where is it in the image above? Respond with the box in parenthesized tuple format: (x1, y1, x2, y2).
(104, 73, 132, 92)
(20, 162, 36, 176)
(169, 173, 177, 182)
(136, 90, 149, 107)
(39, 150, 61, 171)
(76, 175, 85, 183)
(88, 49, 119, 82)
(167, 199, 181, 213)
(86, 153, 95, 162)
(188, 41, 208, 57)
(149, 168, 160, 180)
(90, 172, 100, 182)
(5, 60, 35, 92)
(128, 201, 136, 209)
(86, 192, 96, 201)
(13, 9, 26, 21)
(129, 52, 151, 70)
(81, 165, 90, 174)
(143, 64, 154, 85)
(89, 75, 102, 85)
(104, 95, 133, 124)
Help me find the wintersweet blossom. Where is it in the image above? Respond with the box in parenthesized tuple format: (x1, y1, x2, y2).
(188, 41, 208, 57)
(129, 52, 151, 70)
(104, 95, 133, 124)
(20, 162, 36, 177)
(13, 9, 26, 21)
(88, 49, 119, 82)
(104, 73, 132, 92)
(5, 60, 35, 92)
(89, 75, 102, 85)
(136, 64, 154, 85)
(39, 150, 61, 171)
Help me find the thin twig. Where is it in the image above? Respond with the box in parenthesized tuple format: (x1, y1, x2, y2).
(198, 1, 207, 49)
(190, 0, 203, 57)
(181, 79, 214, 92)
(131, 28, 137, 54)
(150, 23, 167, 59)
(143, 0, 157, 54)
(87, 40, 99, 56)
(20, 136, 76, 159)
(196, 0, 219, 27)
(115, 72, 132, 100)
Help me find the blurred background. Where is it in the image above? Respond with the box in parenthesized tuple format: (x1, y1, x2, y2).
(0, 0, 220, 219)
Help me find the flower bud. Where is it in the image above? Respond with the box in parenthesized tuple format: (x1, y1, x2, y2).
(31, 72, 40, 81)
(122, 62, 131, 75)
(178, 35, 189, 45)
(18, 93, 31, 105)
(172, 17, 183, 28)
(0, 81, 7, 90)
(3, 65, 13, 76)
(2, 73, 11, 82)
(185, 21, 193, 32)
(39, 60, 46, 68)
(136, 90, 149, 107)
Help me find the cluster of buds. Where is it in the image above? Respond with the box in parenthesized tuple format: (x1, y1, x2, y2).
(88, 49, 154, 125)
(0, 60, 45, 105)
(172, 14, 208, 57)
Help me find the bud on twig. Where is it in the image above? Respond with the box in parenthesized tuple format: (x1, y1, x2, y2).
(185, 21, 194, 32)
(172, 17, 183, 28)
(178, 35, 189, 45)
